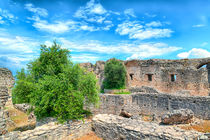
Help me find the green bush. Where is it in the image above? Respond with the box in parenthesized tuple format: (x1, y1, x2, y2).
(12, 41, 99, 122)
(103, 58, 126, 89)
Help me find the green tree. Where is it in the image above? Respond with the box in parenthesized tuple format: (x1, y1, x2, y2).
(12, 41, 99, 122)
(12, 68, 34, 104)
(103, 58, 126, 89)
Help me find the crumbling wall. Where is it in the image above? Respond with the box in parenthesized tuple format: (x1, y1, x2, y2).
(80, 61, 105, 89)
(0, 119, 92, 140)
(91, 93, 210, 120)
(125, 58, 210, 96)
(81, 58, 210, 96)
(0, 86, 9, 135)
(0, 68, 14, 135)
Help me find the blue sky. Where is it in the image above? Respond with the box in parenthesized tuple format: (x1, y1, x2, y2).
(0, 0, 210, 74)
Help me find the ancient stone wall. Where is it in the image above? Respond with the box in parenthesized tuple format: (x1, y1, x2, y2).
(0, 68, 14, 89)
(80, 58, 210, 96)
(0, 68, 14, 135)
(0, 119, 92, 140)
(125, 58, 210, 96)
(91, 93, 210, 120)
(92, 114, 203, 140)
(80, 61, 105, 89)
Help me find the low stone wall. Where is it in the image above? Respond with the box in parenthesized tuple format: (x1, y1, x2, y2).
(91, 92, 210, 120)
(0, 119, 92, 140)
(92, 114, 203, 140)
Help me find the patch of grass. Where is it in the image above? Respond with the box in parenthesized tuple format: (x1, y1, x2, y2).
(5, 106, 36, 132)
(114, 91, 131, 94)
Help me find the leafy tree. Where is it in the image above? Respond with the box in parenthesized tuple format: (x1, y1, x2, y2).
(103, 58, 126, 89)
(12, 41, 99, 122)
(12, 68, 34, 104)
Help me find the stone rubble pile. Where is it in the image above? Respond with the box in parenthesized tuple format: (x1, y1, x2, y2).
(161, 109, 194, 125)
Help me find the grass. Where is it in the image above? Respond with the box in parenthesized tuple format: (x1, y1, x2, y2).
(114, 91, 131, 94)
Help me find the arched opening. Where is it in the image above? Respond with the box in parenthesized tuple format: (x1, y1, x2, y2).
(197, 62, 210, 85)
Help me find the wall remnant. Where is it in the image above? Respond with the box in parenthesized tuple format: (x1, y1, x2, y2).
(0, 68, 14, 135)
(92, 114, 203, 140)
(91, 93, 210, 120)
(0, 118, 92, 140)
(80, 58, 210, 96)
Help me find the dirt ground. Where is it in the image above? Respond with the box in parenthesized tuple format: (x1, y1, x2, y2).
(179, 119, 210, 133)
(76, 132, 102, 140)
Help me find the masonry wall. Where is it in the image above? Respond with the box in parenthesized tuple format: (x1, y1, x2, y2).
(0, 68, 14, 135)
(80, 58, 210, 96)
(91, 93, 210, 120)
(125, 59, 210, 96)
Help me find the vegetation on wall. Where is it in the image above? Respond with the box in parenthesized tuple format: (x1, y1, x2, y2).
(103, 58, 126, 89)
(12, 41, 99, 122)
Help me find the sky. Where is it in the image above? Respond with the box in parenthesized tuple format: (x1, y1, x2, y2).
(0, 0, 210, 74)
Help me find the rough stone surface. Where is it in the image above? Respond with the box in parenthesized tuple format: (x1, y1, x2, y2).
(0, 118, 92, 140)
(0, 68, 14, 135)
(161, 109, 194, 124)
(81, 57, 210, 96)
(13, 104, 33, 113)
(91, 93, 210, 120)
(92, 114, 203, 140)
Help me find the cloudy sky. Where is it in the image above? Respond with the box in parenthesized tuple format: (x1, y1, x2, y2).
(0, 0, 210, 74)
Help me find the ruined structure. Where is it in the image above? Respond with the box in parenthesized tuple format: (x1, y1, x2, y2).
(81, 57, 210, 96)
(0, 68, 14, 135)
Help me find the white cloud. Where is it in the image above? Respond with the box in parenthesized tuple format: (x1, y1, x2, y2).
(116, 21, 173, 40)
(74, 0, 107, 21)
(192, 24, 205, 28)
(126, 43, 181, 60)
(124, 9, 136, 17)
(146, 21, 162, 27)
(145, 13, 156, 18)
(0, 36, 38, 53)
(0, 8, 17, 24)
(25, 3, 48, 17)
(32, 19, 76, 33)
(201, 42, 208, 46)
(72, 54, 99, 62)
(177, 48, 210, 58)
(58, 38, 181, 60)
(131, 28, 172, 40)
(73, 0, 115, 31)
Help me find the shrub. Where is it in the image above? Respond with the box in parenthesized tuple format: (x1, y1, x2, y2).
(103, 58, 126, 89)
(12, 41, 99, 122)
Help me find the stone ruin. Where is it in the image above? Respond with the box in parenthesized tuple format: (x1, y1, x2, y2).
(0, 68, 14, 135)
(80, 57, 210, 96)
(0, 57, 210, 139)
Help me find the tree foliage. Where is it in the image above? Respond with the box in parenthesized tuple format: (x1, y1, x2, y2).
(12, 41, 99, 122)
(103, 58, 126, 89)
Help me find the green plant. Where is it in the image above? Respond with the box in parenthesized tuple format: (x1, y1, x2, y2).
(114, 91, 131, 94)
(103, 58, 126, 89)
(12, 41, 99, 122)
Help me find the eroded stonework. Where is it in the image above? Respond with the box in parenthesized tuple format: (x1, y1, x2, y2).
(80, 58, 210, 96)
(0, 68, 14, 135)
(92, 114, 203, 140)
